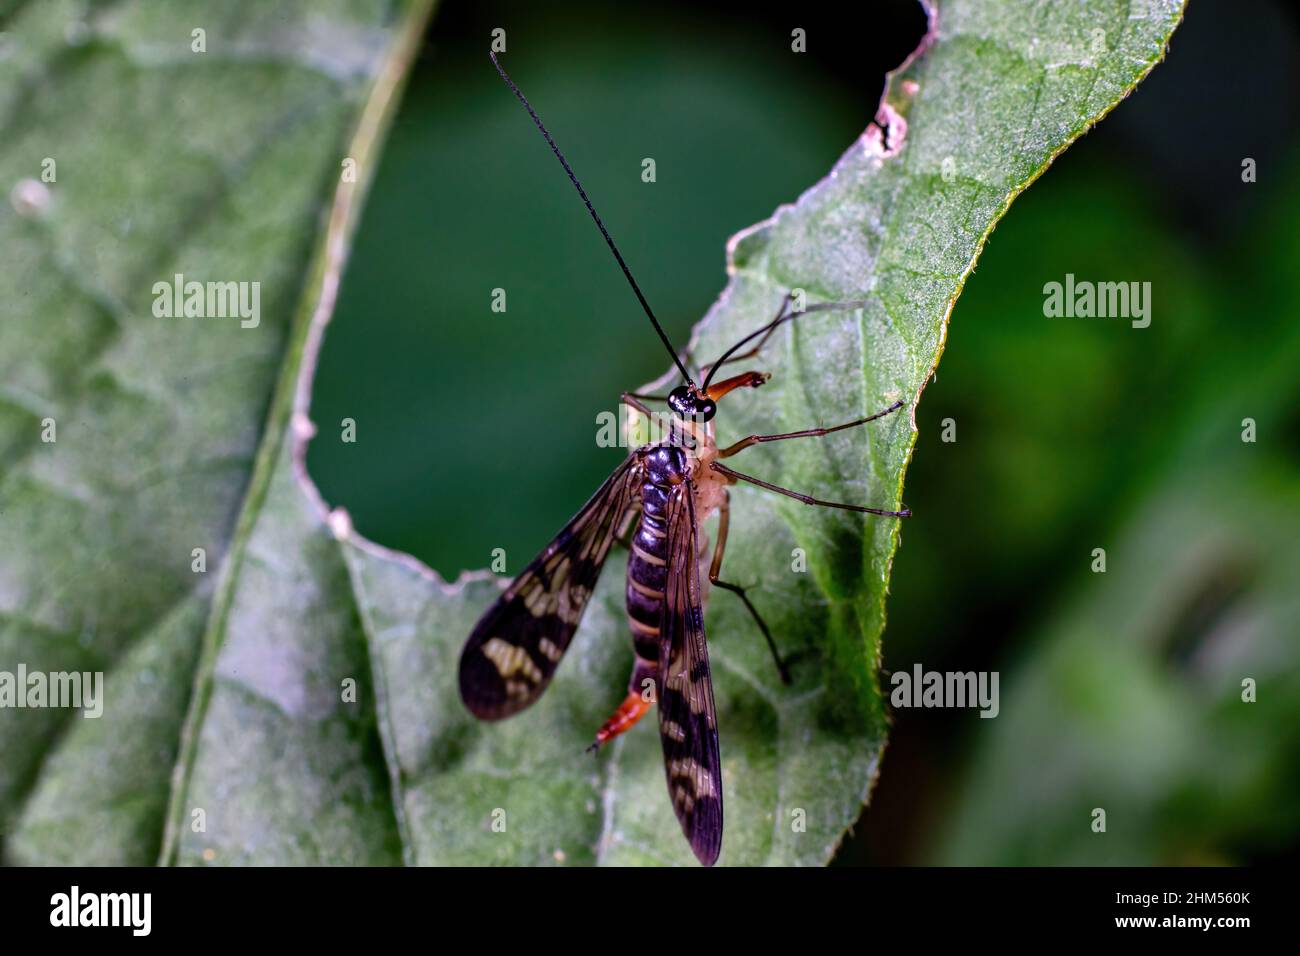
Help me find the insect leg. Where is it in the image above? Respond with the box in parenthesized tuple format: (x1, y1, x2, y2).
(621, 391, 679, 446)
(717, 400, 905, 458)
(710, 461, 910, 517)
(708, 489, 792, 684)
(620, 391, 657, 417)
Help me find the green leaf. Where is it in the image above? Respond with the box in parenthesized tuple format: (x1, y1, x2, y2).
(0, 0, 435, 865)
(1, 0, 1184, 866)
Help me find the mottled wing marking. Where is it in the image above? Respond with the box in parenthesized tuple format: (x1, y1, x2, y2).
(657, 481, 724, 866)
(459, 455, 641, 720)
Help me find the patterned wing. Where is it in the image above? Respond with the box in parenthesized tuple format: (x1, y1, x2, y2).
(459, 455, 641, 720)
(657, 480, 724, 866)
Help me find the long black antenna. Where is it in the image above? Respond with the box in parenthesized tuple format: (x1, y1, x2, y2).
(490, 50, 694, 387)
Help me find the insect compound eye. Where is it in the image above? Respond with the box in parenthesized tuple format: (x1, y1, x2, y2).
(667, 386, 695, 418)
(668, 385, 717, 423)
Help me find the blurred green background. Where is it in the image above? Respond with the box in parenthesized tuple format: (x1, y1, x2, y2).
(309, 0, 1300, 864)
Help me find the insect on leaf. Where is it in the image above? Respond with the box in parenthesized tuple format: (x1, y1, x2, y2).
(1, 0, 1185, 866)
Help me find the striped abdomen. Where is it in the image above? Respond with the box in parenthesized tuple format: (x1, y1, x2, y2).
(624, 445, 686, 688)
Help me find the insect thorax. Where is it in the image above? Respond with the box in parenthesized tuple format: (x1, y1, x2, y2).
(640, 414, 715, 476)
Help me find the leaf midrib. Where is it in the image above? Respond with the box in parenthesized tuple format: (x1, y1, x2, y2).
(157, 0, 437, 866)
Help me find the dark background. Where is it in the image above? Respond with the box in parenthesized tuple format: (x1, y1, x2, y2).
(308, 0, 1300, 864)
